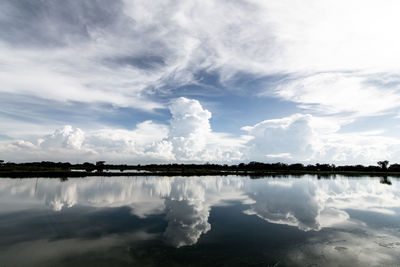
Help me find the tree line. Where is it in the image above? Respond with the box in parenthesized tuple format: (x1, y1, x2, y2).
(1, 160, 400, 173)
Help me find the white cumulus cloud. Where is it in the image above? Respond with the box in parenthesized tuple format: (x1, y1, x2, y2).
(0, 97, 247, 163)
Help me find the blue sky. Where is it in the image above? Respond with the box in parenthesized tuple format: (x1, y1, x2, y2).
(1, 0, 400, 164)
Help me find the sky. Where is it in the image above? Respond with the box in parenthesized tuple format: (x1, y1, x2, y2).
(1, 0, 400, 165)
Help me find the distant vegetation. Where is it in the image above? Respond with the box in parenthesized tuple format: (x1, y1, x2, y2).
(1, 160, 400, 178)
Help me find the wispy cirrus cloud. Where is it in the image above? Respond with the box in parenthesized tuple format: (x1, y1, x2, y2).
(1, 0, 400, 163)
(268, 72, 400, 117)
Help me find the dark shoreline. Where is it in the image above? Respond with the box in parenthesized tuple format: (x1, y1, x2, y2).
(1, 161, 398, 178)
(1, 170, 399, 178)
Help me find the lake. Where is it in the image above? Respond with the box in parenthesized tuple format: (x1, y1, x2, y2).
(0, 175, 399, 266)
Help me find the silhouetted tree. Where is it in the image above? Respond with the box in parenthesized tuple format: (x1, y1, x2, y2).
(96, 161, 106, 173)
(82, 162, 95, 172)
(377, 160, 389, 171)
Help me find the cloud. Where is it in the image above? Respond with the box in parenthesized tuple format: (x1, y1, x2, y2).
(2, 175, 400, 249)
(0, 97, 248, 163)
(4, 0, 400, 112)
(0, 0, 127, 47)
(0, 44, 164, 112)
(243, 177, 400, 232)
(2, 176, 400, 265)
(270, 72, 400, 117)
(2, 96, 400, 164)
(241, 112, 400, 164)
(86, 120, 173, 161)
(266, 153, 293, 159)
(0, 0, 169, 112)
(244, 180, 323, 231)
(168, 97, 211, 159)
(315, 131, 400, 164)
(242, 114, 316, 162)
(167, 97, 245, 162)
(39, 125, 85, 150)
(163, 199, 211, 248)
(2, 0, 400, 164)
(0, 176, 247, 247)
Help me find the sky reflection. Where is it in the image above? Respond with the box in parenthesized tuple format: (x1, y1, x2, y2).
(0, 176, 400, 266)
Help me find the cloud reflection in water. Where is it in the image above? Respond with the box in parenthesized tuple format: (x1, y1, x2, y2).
(0, 176, 400, 248)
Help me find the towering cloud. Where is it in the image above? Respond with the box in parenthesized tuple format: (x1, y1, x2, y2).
(168, 97, 211, 160)
(242, 114, 315, 161)
(39, 125, 85, 150)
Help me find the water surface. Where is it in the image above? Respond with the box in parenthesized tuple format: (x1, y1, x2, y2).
(1, 175, 399, 266)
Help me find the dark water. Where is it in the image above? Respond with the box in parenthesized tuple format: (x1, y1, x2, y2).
(0, 175, 400, 267)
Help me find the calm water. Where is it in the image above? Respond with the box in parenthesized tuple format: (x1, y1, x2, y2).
(0, 175, 400, 267)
